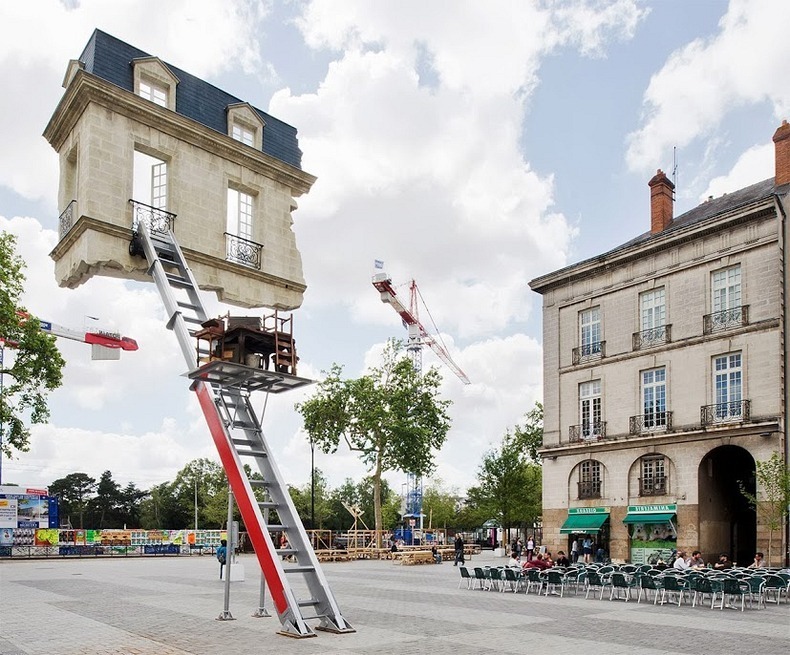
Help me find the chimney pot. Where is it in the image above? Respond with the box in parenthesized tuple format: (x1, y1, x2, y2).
(773, 119, 790, 187)
(648, 169, 675, 234)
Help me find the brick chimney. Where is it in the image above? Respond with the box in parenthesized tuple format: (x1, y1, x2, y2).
(648, 169, 674, 233)
(773, 119, 790, 187)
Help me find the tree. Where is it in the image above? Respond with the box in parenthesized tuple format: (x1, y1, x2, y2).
(740, 452, 790, 566)
(513, 402, 544, 462)
(118, 482, 148, 528)
(422, 479, 461, 529)
(49, 472, 97, 529)
(89, 470, 122, 528)
(0, 231, 65, 458)
(296, 339, 452, 546)
(173, 458, 227, 529)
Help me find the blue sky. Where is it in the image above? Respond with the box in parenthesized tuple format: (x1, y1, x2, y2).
(0, 0, 787, 496)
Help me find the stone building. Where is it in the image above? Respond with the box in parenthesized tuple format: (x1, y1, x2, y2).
(43, 30, 315, 310)
(529, 121, 790, 566)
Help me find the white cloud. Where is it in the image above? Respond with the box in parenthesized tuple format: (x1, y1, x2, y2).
(700, 141, 774, 201)
(626, 0, 790, 172)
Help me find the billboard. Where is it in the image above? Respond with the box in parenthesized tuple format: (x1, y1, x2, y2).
(0, 486, 59, 529)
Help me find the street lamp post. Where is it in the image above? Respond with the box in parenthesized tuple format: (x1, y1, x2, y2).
(310, 437, 315, 532)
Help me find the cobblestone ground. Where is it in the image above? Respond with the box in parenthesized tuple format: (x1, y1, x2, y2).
(1, 552, 788, 655)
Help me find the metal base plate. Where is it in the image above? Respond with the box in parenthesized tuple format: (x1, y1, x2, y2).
(186, 360, 314, 394)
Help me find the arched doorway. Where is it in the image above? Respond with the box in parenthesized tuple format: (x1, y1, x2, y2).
(698, 445, 756, 566)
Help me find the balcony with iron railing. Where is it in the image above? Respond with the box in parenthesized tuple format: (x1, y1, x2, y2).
(629, 411, 672, 435)
(700, 399, 751, 426)
(129, 200, 176, 236)
(58, 199, 76, 240)
(572, 340, 605, 365)
(569, 421, 607, 443)
(639, 476, 667, 496)
(703, 305, 749, 334)
(578, 480, 602, 499)
(632, 324, 671, 350)
(225, 232, 263, 270)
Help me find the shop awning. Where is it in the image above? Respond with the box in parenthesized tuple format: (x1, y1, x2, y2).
(559, 512, 610, 534)
(622, 511, 676, 525)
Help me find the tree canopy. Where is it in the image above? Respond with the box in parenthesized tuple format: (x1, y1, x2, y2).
(0, 231, 66, 457)
(296, 339, 452, 544)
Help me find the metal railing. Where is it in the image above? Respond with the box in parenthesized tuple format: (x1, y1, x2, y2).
(225, 232, 263, 270)
(639, 476, 668, 496)
(629, 411, 672, 434)
(632, 324, 671, 350)
(569, 421, 607, 443)
(58, 199, 76, 240)
(703, 305, 749, 334)
(129, 200, 176, 236)
(700, 399, 751, 426)
(578, 481, 602, 499)
(572, 340, 605, 365)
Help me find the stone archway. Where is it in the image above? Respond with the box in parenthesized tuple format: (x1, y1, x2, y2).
(698, 445, 756, 566)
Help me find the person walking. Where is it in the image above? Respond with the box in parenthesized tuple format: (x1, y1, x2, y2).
(216, 539, 228, 579)
(582, 536, 593, 564)
(454, 534, 465, 566)
(526, 536, 535, 561)
(571, 537, 580, 563)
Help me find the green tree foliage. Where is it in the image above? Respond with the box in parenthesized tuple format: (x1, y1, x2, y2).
(88, 470, 121, 528)
(173, 458, 227, 529)
(117, 482, 147, 528)
(513, 402, 544, 462)
(296, 339, 452, 545)
(288, 468, 334, 530)
(139, 481, 189, 529)
(422, 479, 461, 529)
(740, 452, 790, 566)
(49, 472, 97, 529)
(0, 231, 65, 457)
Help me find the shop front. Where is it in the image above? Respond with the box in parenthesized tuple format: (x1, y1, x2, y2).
(560, 507, 610, 561)
(622, 503, 677, 565)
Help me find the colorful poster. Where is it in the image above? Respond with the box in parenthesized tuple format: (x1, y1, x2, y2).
(0, 498, 18, 529)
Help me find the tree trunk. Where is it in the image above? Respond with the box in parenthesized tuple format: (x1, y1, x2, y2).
(373, 453, 383, 548)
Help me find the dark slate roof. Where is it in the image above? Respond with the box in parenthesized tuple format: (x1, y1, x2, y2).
(78, 29, 303, 170)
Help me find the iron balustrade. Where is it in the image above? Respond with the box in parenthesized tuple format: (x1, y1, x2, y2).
(700, 399, 751, 425)
(58, 199, 76, 240)
(224, 232, 263, 269)
(129, 200, 176, 236)
(632, 324, 671, 350)
(578, 480, 602, 499)
(629, 411, 672, 434)
(569, 421, 607, 443)
(703, 305, 748, 334)
(572, 340, 605, 365)
(639, 476, 668, 496)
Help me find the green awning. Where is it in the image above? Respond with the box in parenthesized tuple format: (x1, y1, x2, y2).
(622, 511, 676, 525)
(559, 512, 610, 534)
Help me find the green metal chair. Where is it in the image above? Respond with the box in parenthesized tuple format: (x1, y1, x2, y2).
(543, 569, 567, 597)
(658, 574, 688, 606)
(711, 577, 747, 611)
(525, 567, 544, 595)
(637, 573, 662, 604)
(608, 572, 636, 601)
(458, 566, 473, 589)
(584, 570, 606, 600)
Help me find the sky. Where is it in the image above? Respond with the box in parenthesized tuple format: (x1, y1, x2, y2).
(1, 0, 788, 500)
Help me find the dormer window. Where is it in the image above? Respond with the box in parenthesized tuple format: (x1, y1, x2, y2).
(232, 123, 255, 147)
(226, 102, 265, 151)
(139, 80, 167, 107)
(132, 57, 179, 111)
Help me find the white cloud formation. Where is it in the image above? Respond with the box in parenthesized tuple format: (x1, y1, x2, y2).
(626, 0, 790, 172)
(700, 141, 773, 201)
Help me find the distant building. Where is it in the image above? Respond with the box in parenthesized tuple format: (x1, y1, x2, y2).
(530, 121, 790, 566)
(43, 29, 315, 309)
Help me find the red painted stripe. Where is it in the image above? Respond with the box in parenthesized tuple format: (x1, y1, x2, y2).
(194, 382, 288, 614)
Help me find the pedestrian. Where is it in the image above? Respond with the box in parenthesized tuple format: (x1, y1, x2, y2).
(526, 535, 535, 561)
(582, 536, 593, 563)
(431, 544, 442, 564)
(216, 539, 227, 579)
(516, 538, 523, 558)
(454, 534, 465, 566)
(571, 537, 580, 563)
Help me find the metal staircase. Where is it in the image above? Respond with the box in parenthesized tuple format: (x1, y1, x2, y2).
(132, 218, 354, 638)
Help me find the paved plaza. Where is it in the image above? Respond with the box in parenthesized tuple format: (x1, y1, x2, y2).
(1, 552, 789, 655)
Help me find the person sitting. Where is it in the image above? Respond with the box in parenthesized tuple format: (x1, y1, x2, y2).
(687, 550, 705, 568)
(713, 553, 733, 570)
(431, 545, 442, 564)
(673, 550, 689, 571)
(543, 551, 554, 568)
(390, 540, 399, 553)
(555, 550, 570, 567)
(523, 553, 550, 570)
(507, 553, 521, 568)
(747, 551, 764, 569)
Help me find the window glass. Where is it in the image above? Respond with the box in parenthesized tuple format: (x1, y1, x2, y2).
(139, 80, 167, 107)
(580, 307, 601, 355)
(579, 380, 601, 437)
(227, 188, 253, 241)
(642, 368, 666, 427)
(640, 288, 665, 331)
(712, 265, 741, 313)
(232, 124, 254, 146)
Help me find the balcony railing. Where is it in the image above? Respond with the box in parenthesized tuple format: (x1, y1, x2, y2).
(632, 324, 671, 350)
(578, 481, 602, 499)
(129, 200, 176, 237)
(569, 421, 607, 443)
(700, 399, 751, 426)
(639, 476, 667, 496)
(572, 340, 605, 365)
(225, 232, 263, 270)
(703, 305, 749, 334)
(629, 411, 672, 434)
(58, 199, 76, 240)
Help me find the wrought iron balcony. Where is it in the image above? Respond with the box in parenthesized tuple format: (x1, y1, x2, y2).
(632, 324, 671, 350)
(129, 200, 176, 237)
(639, 476, 668, 496)
(569, 421, 606, 443)
(225, 232, 263, 270)
(58, 200, 76, 240)
(629, 411, 672, 434)
(578, 481, 602, 499)
(703, 305, 748, 334)
(700, 399, 751, 426)
(572, 340, 605, 365)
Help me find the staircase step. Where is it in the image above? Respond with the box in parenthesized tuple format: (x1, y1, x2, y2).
(236, 449, 268, 458)
(249, 480, 271, 488)
(297, 598, 320, 607)
(283, 566, 315, 574)
(164, 274, 192, 288)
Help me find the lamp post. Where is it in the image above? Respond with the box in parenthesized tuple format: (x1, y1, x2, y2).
(310, 436, 315, 531)
(0, 341, 5, 485)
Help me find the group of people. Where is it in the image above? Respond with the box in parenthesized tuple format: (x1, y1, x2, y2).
(671, 549, 765, 571)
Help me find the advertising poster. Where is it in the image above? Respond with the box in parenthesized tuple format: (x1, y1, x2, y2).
(0, 498, 18, 529)
(0, 486, 58, 529)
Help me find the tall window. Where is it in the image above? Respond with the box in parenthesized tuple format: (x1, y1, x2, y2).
(579, 380, 602, 439)
(232, 123, 254, 147)
(579, 460, 601, 499)
(640, 288, 665, 331)
(642, 368, 667, 429)
(579, 307, 601, 357)
(712, 265, 741, 313)
(640, 455, 666, 496)
(227, 188, 253, 241)
(139, 80, 167, 107)
(133, 152, 167, 210)
(714, 353, 742, 419)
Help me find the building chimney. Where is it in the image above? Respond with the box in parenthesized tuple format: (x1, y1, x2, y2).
(773, 119, 790, 187)
(648, 169, 674, 233)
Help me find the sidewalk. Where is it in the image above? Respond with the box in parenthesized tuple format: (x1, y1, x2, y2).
(1, 552, 788, 654)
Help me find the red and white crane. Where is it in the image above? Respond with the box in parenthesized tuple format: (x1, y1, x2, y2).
(372, 270, 470, 384)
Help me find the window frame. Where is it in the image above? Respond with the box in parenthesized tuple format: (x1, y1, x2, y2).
(711, 264, 741, 314)
(579, 380, 602, 439)
(713, 352, 742, 419)
(641, 367, 667, 429)
(579, 307, 602, 357)
(640, 287, 666, 331)
(579, 460, 602, 499)
(640, 455, 667, 496)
